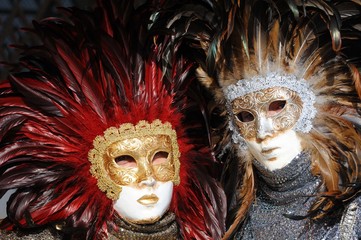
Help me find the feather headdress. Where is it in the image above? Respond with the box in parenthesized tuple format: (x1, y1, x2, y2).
(155, 0, 361, 238)
(0, 1, 226, 239)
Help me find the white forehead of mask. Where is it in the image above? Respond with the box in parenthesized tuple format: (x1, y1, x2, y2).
(113, 181, 173, 223)
(246, 129, 302, 171)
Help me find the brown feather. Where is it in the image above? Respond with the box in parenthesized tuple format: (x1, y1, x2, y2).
(350, 63, 361, 99)
(223, 155, 255, 240)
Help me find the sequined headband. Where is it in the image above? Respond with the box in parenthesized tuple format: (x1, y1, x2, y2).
(88, 119, 180, 200)
(223, 71, 317, 133)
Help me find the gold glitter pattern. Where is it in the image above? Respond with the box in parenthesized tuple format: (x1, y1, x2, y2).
(232, 87, 303, 139)
(0, 229, 61, 240)
(109, 212, 178, 240)
(88, 120, 180, 200)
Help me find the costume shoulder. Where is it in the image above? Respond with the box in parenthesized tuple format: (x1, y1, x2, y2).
(0, 228, 61, 240)
(339, 196, 361, 239)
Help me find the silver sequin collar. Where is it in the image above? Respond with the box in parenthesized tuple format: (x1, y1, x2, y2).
(253, 152, 321, 205)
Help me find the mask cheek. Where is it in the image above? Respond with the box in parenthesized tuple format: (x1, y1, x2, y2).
(246, 140, 263, 160)
(113, 181, 174, 224)
(104, 156, 139, 194)
(272, 103, 301, 131)
(234, 120, 257, 140)
(153, 163, 176, 183)
(108, 167, 139, 186)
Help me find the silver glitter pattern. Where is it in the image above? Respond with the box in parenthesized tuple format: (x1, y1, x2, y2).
(339, 201, 359, 240)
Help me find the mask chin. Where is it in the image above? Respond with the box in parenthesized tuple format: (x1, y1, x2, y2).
(113, 181, 174, 224)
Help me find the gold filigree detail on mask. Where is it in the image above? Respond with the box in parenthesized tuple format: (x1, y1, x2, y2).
(105, 135, 176, 185)
(88, 120, 180, 200)
(232, 87, 303, 139)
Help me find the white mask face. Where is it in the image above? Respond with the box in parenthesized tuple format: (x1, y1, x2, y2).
(246, 129, 302, 170)
(231, 87, 303, 170)
(113, 179, 173, 224)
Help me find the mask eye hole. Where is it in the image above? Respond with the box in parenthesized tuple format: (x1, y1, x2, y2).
(152, 151, 169, 165)
(236, 111, 255, 122)
(115, 155, 136, 167)
(268, 100, 286, 116)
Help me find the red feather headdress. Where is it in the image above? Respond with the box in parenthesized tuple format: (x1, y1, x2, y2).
(0, 1, 225, 239)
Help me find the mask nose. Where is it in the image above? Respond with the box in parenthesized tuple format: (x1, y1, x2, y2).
(139, 176, 156, 187)
(137, 157, 154, 183)
(256, 116, 274, 140)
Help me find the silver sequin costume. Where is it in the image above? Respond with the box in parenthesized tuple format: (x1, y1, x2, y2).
(235, 152, 361, 240)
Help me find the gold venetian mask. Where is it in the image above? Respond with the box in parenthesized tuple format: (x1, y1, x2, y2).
(105, 135, 176, 185)
(231, 87, 303, 140)
(88, 120, 180, 200)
